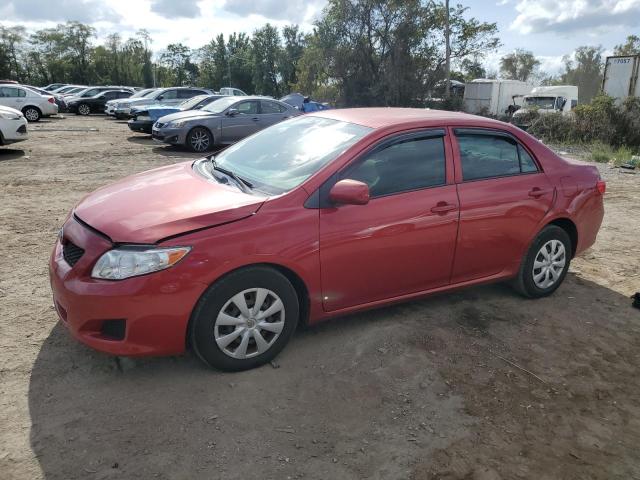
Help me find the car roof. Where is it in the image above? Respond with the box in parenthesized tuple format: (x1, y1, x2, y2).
(308, 107, 507, 130)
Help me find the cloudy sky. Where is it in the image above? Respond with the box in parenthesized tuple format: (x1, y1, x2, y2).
(1, 0, 639, 74)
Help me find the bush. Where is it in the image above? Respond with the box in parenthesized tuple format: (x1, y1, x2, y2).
(527, 94, 640, 149)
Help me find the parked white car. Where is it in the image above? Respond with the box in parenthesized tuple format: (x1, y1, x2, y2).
(0, 105, 28, 146)
(105, 88, 157, 116)
(0, 85, 58, 121)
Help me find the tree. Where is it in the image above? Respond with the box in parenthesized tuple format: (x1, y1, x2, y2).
(614, 35, 640, 55)
(160, 43, 193, 86)
(500, 49, 539, 81)
(64, 21, 96, 83)
(198, 34, 227, 89)
(301, 0, 499, 106)
(226, 33, 253, 93)
(0, 26, 27, 81)
(279, 25, 305, 90)
(251, 24, 281, 97)
(460, 57, 486, 81)
(560, 45, 604, 104)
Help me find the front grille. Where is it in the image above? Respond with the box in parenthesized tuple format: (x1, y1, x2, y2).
(63, 241, 84, 267)
(17, 125, 26, 134)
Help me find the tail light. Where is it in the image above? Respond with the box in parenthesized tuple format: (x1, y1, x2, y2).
(596, 180, 606, 195)
(48, 96, 55, 104)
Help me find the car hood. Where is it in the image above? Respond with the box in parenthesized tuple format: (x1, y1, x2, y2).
(158, 110, 218, 123)
(0, 105, 22, 115)
(74, 161, 266, 243)
(145, 106, 182, 119)
(126, 98, 156, 106)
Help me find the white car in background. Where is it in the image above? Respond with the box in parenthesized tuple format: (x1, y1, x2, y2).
(105, 88, 157, 116)
(0, 84, 58, 121)
(0, 105, 28, 146)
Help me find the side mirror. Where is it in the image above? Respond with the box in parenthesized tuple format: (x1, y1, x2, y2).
(227, 108, 239, 116)
(329, 179, 370, 206)
(157, 95, 164, 100)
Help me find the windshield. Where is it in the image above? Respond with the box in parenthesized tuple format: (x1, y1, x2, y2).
(524, 96, 556, 109)
(60, 86, 82, 94)
(202, 97, 238, 113)
(179, 95, 209, 110)
(213, 116, 372, 194)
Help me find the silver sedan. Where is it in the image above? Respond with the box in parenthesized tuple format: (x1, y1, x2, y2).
(152, 96, 302, 152)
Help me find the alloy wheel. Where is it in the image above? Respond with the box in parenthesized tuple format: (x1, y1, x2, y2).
(532, 239, 566, 289)
(190, 129, 210, 152)
(78, 104, 90, 115)
(24, 108, 39, 121)
(214, 288, 285, 359)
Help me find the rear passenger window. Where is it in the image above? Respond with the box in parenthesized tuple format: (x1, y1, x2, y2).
(457, 133, 538, 181)
(260, 101, 285, 114)
(178, 89, 199, 99)
(518, 145, 539, 173)
(160, 89, 178, 100)
(343, 134, 446, 198)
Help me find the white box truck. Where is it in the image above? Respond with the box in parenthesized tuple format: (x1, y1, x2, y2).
(463, 79, 533, 117)
(511, 85, 579, 127)
(602, 55, 640, 101)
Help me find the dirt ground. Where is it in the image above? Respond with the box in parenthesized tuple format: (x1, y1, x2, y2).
(1, 114, 639, 480)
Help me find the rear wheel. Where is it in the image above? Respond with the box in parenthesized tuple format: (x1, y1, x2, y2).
(186, 127, 212, 152)
(513, 225, 572, 298)
(22, 106, 41, 122)
(190, 266, 299, 371)
(77, 103, 91, 116)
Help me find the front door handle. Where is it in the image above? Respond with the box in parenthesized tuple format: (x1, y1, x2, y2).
(430, 202, 458, 214)
(251, 117, 259, 122)
(528, 187, 550, 198)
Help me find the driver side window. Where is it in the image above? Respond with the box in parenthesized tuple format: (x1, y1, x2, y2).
(342, 133, 447, 198)
(236, 101, 259, 115)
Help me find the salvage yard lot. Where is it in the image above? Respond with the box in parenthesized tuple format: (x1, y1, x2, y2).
(1, 115, 639, 480)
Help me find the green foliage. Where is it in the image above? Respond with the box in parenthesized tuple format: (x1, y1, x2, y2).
(528, 94, 640, 152)
(499, 49, 540, 82)
(560, 46, 604, 104)
(614, 35, 640, 56)
(1, 2, 499, 102)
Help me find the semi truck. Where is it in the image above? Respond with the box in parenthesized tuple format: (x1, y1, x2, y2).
(463, 79, 533, 117)
(602, 55, 640, 101)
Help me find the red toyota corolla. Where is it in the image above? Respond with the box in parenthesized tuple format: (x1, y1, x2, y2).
(50, 109, 605, 370)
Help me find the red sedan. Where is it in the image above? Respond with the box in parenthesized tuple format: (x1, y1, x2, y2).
(49, 109, 605, 370)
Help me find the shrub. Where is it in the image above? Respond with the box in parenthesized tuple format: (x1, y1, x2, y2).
(527, 94, 640, 149)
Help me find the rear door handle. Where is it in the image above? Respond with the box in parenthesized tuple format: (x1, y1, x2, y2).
(251, 117, 259, 122)
(430, 202, 458, 214)
(528, 187, 550, 198)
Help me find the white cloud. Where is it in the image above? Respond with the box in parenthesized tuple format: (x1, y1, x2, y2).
(222, 0, 326, 24)
(510, 0, 640, 34)
(0, 0, 120, 23)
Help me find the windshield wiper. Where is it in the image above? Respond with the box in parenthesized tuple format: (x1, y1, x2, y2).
(209, 157, 253, 192)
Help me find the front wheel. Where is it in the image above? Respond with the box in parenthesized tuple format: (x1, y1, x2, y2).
(186, 127, 212, 152)
(513, 225, 572, 298)
(190, 266, 299, 371)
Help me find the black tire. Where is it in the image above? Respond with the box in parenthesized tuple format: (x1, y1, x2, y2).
(186, 126, 213, 153)
(22, 106, 41, 122)
(513, 225, 572, 298)
(77, 103, 91, 116)
(190, 266, 299, 371)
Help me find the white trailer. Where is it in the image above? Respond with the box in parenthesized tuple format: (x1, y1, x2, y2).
(602, 55, 640, 101)
(463, 79, 533, 116)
